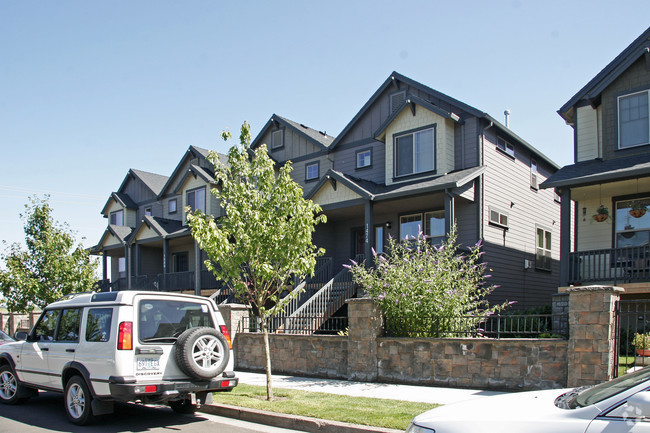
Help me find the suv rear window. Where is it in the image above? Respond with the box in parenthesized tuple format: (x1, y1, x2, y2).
(138, 300, 214, 342)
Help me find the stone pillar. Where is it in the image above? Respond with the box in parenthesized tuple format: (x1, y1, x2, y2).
(347, 298, 383, 381)
(567, 285, 622, 387)
(218, 304, 250, 340)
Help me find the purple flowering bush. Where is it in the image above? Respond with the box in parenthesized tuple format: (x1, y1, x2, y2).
(347, 227, 509, 337)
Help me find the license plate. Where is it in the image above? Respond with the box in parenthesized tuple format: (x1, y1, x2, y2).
(137, 358, 160, 371)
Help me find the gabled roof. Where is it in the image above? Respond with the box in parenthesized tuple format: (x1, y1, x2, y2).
(91, 224, 134, 253)
(131, 215, 186, 243)
(173, 164, 216, 194)
(541, 152, 650, 189)
(100, 191, 138, 215)
(374, 94, 463, 139)
(558, 26, 650, 124)
(251, 114, 334, 151)
(159, 145, 224, 198)
(306, 166, 485, 202)
(116, 169, 168, 197)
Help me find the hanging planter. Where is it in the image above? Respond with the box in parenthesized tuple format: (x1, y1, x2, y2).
(592, 205, 609, 222)
(630, 201, 648, 218)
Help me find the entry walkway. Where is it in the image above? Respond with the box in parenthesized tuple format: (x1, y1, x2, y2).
(235, 370, 508, 405)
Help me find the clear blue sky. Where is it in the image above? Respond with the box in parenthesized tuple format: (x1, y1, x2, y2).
(1, 1, 648, 254)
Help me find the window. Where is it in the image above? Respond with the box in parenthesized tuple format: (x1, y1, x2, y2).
(356, 149, 372, 169)
(138, 300, 214, 342)
(616, 198, 650, 247)
(395, 127, 435, 177)
(619, 90, 650, 149)
(57, 309, 81, 342)
(144, 207, 152, 216)
(530, 159, 538, 190)
(536, 227, 552, 271)
(110, 210, 124, 226)
(400, 210, 445, 242)
(86, 308, 113, 342)
(375, 226, 384, 254)
(489, 207, 509, 228)
(497, 137, 515, 157)
(118, 257, 126, 276)
(33, 310, 60, 341)
(271, 129, 284, 150)
(187, 187, 206, 213)
(305, 162, 319, 181)
(169, 198, 177, 214)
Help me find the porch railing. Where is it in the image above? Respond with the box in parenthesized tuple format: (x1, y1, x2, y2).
(569, 246, 650, 285)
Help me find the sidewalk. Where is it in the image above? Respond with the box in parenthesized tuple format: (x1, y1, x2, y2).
(200, 371, 510, 433)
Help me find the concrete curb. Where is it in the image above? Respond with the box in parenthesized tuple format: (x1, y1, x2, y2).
(200, 403, 403, 433)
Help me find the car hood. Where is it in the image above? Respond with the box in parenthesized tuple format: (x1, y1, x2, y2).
(411, 388, 602, 433)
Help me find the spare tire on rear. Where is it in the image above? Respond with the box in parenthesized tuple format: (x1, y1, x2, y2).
(174, 327, 229, 380)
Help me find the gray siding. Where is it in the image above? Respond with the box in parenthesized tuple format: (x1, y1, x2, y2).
(481, 129, 561, 308)
(333, 140, 386, 184)
(599, 57, 650, 161)
(264, 127, 324, 162)
(454, 117, 480, 170)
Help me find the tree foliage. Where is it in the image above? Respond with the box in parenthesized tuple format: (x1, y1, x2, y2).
(347, 227, 510, 337)
(187, 122, 326, 399)
(0, 196, 98, 312)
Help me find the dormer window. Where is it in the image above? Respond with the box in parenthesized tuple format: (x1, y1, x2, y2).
(305, 161, 319, 181)
(169, 198, 177, 214)
(271, 129, 284, 150)
(395, 126, 435, 177)
(618, 90, 649, 149)
(187, 187, 206, 213)
(110, 210, 124, 226)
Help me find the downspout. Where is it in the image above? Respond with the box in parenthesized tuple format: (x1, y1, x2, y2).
(478, 119, 494, 241)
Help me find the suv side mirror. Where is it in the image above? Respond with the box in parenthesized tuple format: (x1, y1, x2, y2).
(14, 331, 28, 341)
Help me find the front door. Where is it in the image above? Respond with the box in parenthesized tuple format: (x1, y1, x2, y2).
(353, 229, 365, 258)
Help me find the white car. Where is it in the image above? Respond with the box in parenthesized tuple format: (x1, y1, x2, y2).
(407, 367, 650, 433)
(0, 291, 237, 425)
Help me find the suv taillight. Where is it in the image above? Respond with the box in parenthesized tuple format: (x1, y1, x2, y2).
(118, 321, 133, 350)
(219, 325, 232, 349)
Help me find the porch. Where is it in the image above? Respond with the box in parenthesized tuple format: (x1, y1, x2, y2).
(568, 246, 650, 285)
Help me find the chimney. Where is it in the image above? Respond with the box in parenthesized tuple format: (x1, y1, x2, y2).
(504, 109, 511, 128)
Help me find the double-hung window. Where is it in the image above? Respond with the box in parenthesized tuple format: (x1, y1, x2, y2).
(619, 90, 650, 149)
(187, 187, 206, 213)
(356, 149, 372, 169)
(395, 127, 435, 177)
(536, 227, 552, 271)
(110, 210, 124, 226)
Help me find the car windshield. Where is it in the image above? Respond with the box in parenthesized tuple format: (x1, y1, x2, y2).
(138, 300, 214, 342)
(567, 367, 650, 408)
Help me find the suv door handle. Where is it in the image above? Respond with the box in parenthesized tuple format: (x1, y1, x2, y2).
(66, 349, 75, 353)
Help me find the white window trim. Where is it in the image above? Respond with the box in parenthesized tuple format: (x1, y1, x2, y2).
(169, 198, 177, 214)
(535, 226, 552, 271)
(488, 207, 509, 228)
(271, 129, 284, 150)
(530, 159, 539, 190)
(305, 162, 319, 181)
(497, 136, 515, 158)
(110, 210, 124, 226)
(356, 149, 372, 169)
(618, 90, 650, 149)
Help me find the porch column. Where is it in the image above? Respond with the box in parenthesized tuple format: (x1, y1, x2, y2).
(194, 241, 201, 296)
(444, 189, 455, 234)
(135, 243, 141, 277)
(364, 200, 374, 265)
(163, 239, 170, 291)
(102, 251, 108, 281)
(125, 245, 132, 290)
(559, 187, 572, 286)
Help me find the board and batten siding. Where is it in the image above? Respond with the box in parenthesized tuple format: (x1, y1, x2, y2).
(263, 127, 324, 162)
(454, 117, 480, 170)
(291, 155, 333, 189)
(481, 131, 561, 307)
(576, 105, 601, 162)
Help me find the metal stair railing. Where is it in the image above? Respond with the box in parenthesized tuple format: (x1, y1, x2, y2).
(283, 254, 363, 334)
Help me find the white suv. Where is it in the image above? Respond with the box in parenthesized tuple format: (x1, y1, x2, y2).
(0, 291, 237, 425)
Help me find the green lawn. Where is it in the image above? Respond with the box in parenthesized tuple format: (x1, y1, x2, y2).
(211, 383, 439, 430)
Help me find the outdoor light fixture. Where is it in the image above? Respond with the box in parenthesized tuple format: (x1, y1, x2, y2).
(385, 221, 392, 229)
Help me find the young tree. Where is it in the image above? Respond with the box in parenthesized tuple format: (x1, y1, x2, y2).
(187, 122, 326, 400)
(347, 227, 510, 337)
(0, 196, 98, 313)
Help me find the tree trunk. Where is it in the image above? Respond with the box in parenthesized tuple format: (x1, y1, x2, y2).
(261, 315, 274, 401)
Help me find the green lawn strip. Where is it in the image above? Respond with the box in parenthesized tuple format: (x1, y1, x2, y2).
(212, 383, 439, 430)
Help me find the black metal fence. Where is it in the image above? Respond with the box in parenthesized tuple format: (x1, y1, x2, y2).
(615, 300, 650, 377)
(238, 315, 348, 335)
(385, 313, 568, 339)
